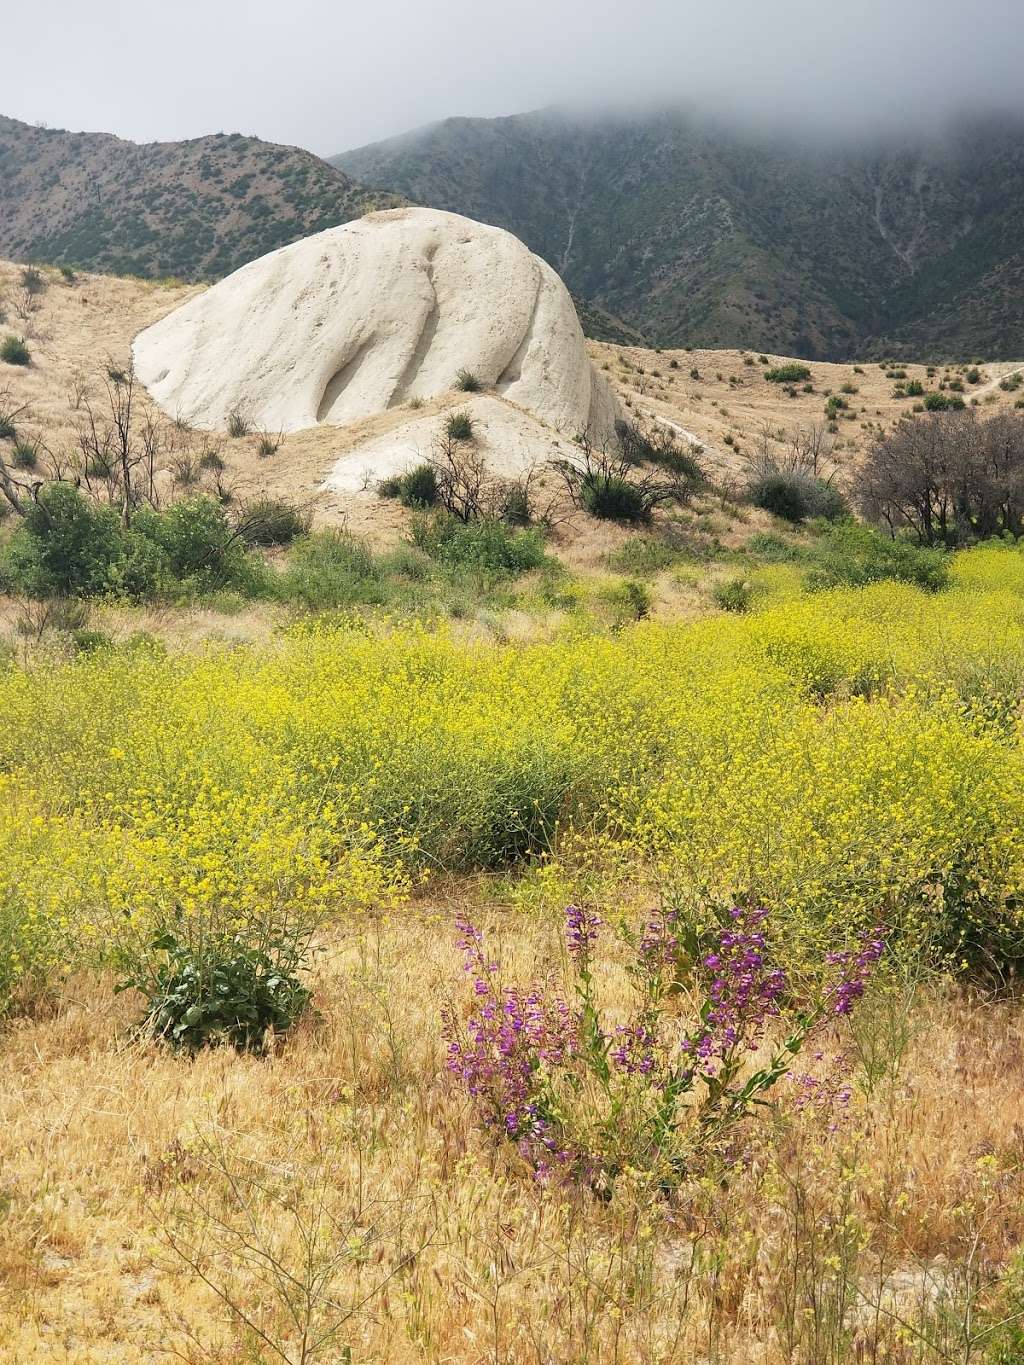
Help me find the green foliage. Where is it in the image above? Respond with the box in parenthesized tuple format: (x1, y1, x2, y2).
(805, 523, 951, 593)
(616, 419, 705, 490)
(238, 497, 312, 546)
(10, 440, 38, 469)
(714, 576, 754, 612)
(454, 369, 482, 392)
(923, 392, 966, 411)
(580, 473, 650, 524)
(765, 364, 811, 384)
(277, 530, 387, 610)
(2, 484, 127, 597)
(1, 336, 31, 367)
(749, 471, 849, 524)
(411, 514, 546, 576)
(606, 536, 678, 575)
(135, 496, 256, 591)
(602, 577, 652, 623)
(746, 532, 807, 564)
(116, 926, 311, 1054)
(399, 463, 439, 509)
(445, 411, 474, 441)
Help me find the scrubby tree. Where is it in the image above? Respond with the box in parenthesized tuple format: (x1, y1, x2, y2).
(856, 409, 1024, 545)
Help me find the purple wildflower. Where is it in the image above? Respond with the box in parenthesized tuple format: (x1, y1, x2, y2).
(565, 904, 602, 965)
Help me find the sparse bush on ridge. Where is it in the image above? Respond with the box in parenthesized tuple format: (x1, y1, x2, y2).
(765, 363, 811, 384)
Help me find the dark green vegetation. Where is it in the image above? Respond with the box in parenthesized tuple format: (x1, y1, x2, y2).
(334, 108, 1024, 360)
(0, 115, 402, 281)
(116, 926, 312, 1055)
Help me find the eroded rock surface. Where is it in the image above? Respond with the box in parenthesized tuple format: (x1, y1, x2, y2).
(134, 208, 619, 442)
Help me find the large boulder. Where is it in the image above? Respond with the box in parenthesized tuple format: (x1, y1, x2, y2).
(133, 207, 619, 443)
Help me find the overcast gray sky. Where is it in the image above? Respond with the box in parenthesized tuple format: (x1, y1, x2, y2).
(5, 0, 1023, 155)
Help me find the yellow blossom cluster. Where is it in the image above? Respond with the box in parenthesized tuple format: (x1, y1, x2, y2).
(5, 542, 1024, 1007)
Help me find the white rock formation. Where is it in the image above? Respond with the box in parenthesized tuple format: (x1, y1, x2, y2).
(134, 208, 619, 444)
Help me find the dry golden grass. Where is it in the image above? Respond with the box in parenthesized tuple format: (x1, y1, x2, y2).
(6, 257, 1020, 573)
(0, 905, 1021, 1363)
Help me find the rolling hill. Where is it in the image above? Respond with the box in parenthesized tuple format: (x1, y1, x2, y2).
(0, 115, 403, 281)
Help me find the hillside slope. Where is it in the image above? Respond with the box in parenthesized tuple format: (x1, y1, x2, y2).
(334, 109, 1024, 361)
(0, 115, 403, 281)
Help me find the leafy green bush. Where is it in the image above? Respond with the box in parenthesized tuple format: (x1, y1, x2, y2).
(805, 523, 950, 593)
(713, 576, 754, 612)
(749, 471, 849, 524)
(454, 369, 482, 392)
(1, 336, 31, 367)
(238, 497, 312, 546)
(277, 530, 387, 611)
(117, 927, 311, 1054)
(580, 473, 650, 523)
(1, 484, 127, 597)
(923, 392, 965, 412)
(411, 514, 546, 576)
(765, 363, 811, 384)
(603, 578, 652, 623)
(135, 496, 256, 591)
(904, 380, 924, 397)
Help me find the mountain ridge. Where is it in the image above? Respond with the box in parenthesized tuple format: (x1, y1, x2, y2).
(333, 107, 1024, 360)
(0, 114, 404, 281)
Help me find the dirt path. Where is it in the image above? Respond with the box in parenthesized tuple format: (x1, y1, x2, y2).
(974, 362, 1024, 399)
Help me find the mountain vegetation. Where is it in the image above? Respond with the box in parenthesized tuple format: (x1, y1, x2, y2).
(334, 107, 1024, 361)
(0, 115, 402, 281)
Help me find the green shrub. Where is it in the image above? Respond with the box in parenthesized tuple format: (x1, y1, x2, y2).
(411, 515, 546, 576)
(966, 368, 981, 384)
(455, 369, 482, 392)
(1, 484, 126, 597)
(226, 407, 251, 438)
(239, 497, 312, 546)
(923, 392, 965, 412)
(377, 475, 402, 498)
(1, 336, 31, 367)
(134, 496, 250, 588)
(116, 926, 311, 1054)
(499, 481, 532, 527)
(749, 471, 848, 524)
(278, 530, 387, 611)
(606, 536, 677, 575)
(580, 473, 650, 523)
(603, 578, 652, 623)
(10, 440, 38, 469)
(1000, 373, 1023, 392)
(904, 380, 924, 397)
(199, 449, 226, 472)
(805, 523, 950, 593)
(398, 463, 439, 508)
(445, 411, 474, 441)
(765, 363, 811, 384)
(746, 532, 807, 564)
(713, 576, 753, 612)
